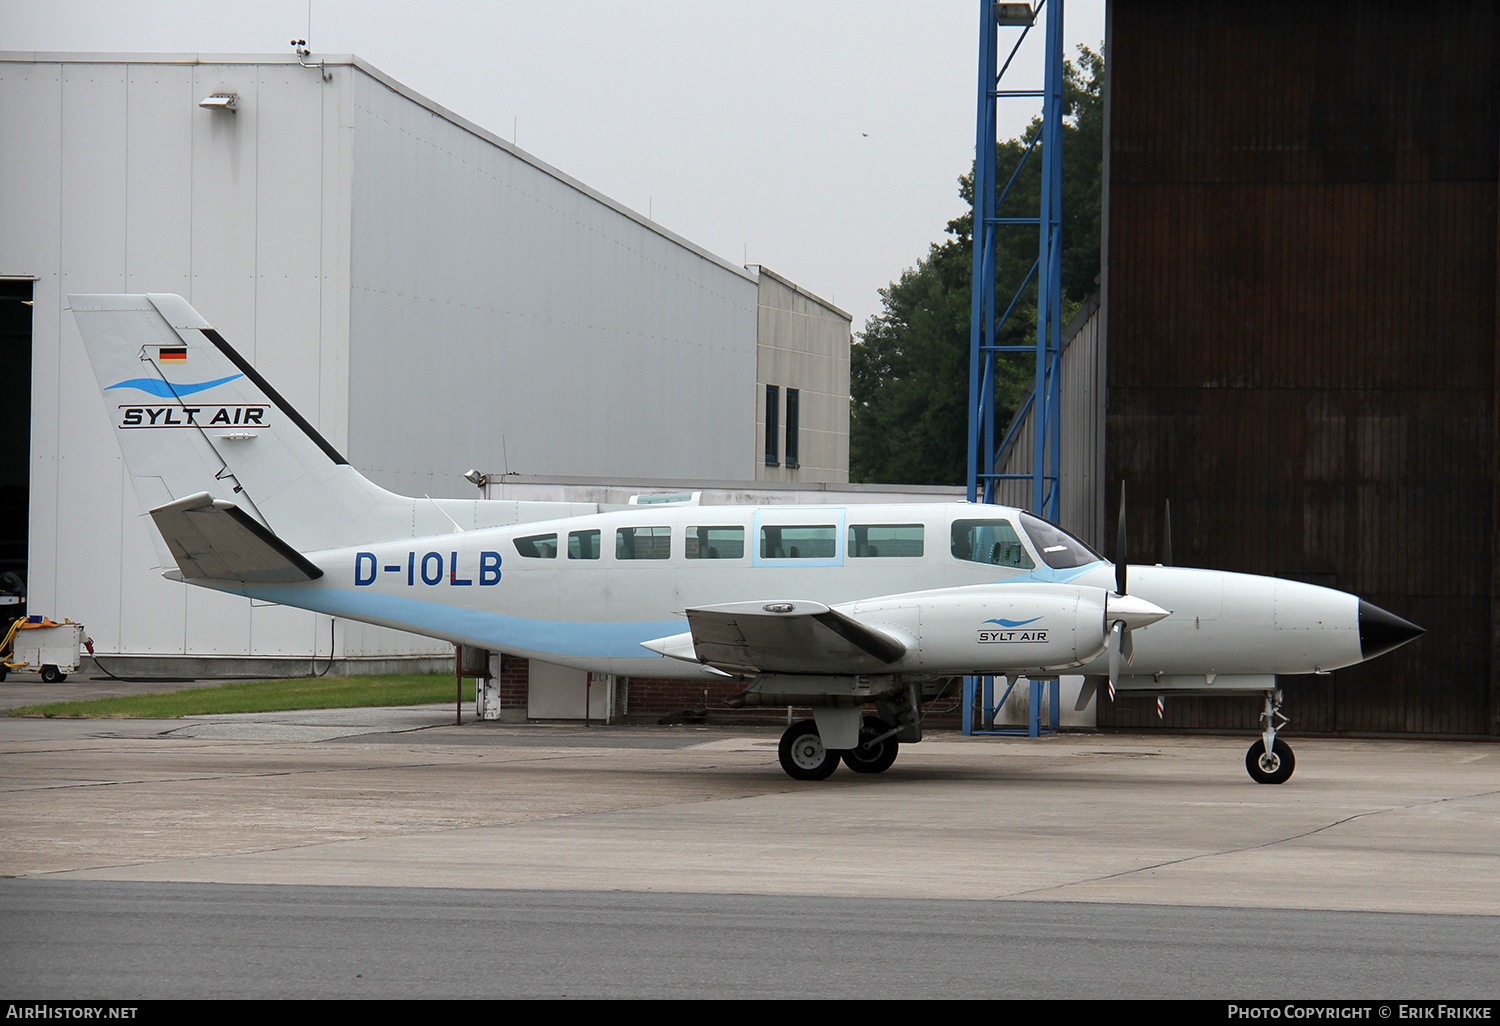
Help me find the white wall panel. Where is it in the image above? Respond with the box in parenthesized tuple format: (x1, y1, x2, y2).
(53, 65, 129, 639)
(252, 66, 328, 423)
(189, 63, 258, 355)
(1, 63, 63, 622)
(124, 67, 193, 295)
(115, 504, 188, 654)
(8, 53, 811, 666)
(346, 72, 757, 497)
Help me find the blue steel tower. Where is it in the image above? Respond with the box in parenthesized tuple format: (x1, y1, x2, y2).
(964, 0, 1067, 736)
(966, 0, 1065, 521)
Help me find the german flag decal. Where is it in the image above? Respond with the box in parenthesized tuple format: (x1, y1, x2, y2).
(158, 347, 187, 364)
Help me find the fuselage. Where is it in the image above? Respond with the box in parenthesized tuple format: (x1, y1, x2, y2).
(198, 500, 1370, 682)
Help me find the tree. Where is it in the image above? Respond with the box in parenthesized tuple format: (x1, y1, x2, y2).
(851, 46, 1104, 485)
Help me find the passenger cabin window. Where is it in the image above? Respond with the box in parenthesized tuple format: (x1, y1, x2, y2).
(514, 533, 558, 559)
(568, 530, 601, 560)
(848, 524, 924, 558)
(951, 519, 1034, 569)
(760, 524, 836, 559)
(616, 526, 671, 560)
(1019, 512, 1104, 569)
(686, 526, 745, 559)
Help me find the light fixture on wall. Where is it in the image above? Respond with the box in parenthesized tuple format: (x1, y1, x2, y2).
(199, 93, 238, 111)
(463, 469, 490, 489)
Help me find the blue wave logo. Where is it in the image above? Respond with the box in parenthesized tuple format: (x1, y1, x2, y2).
(105, 374, 243, 398)
(983, 616, 1042, 628)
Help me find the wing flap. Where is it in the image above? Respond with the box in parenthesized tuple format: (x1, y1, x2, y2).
(149, 492, 323, 583)
(643, 600, 908, 675)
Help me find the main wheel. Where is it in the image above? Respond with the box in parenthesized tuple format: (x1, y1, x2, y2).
(841, 715, 899, 774)
(778, 720, 839, 781)
(1246, 737, 1295, 785)
(41, 665, 66, 683)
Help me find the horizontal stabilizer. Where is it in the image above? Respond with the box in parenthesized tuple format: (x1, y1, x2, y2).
(149, 492, 324, 583)
(643, 599, 908, 676)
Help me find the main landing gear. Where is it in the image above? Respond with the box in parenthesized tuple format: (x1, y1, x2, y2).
(1246, 688, 1295, 784)
(777, 716, 900, 781)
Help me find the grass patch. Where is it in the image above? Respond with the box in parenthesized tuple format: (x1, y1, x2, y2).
(5, 673, 461, 719)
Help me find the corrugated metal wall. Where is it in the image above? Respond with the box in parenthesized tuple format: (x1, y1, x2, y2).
(0, 56, 368, 661)
(346, 69, 758, 496)
(992, 294, 1105, 549)
(1101, 1, 1499, 736)
(2, 53, 767, 667)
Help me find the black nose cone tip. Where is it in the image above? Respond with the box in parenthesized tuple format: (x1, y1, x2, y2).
(1358, 600, 1426, 660)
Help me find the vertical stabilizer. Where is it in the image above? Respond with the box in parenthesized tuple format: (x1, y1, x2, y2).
(72, 294, 418, 552)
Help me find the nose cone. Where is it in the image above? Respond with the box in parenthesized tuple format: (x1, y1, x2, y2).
(1358, 600, 1425, 660)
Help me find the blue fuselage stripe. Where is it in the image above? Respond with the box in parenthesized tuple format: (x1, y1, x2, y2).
(231, 586, 683, 657)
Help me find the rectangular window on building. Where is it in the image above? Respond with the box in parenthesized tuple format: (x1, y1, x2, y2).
(765, 385, 779, 465)
(785, 388, 800, 468)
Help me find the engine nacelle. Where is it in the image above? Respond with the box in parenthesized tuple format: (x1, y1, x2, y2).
(843, 582, 1151, 676)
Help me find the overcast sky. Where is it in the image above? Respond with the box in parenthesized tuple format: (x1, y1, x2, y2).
(4, 0, 1105, 332)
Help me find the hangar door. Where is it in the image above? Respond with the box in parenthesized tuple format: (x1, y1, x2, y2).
(0, 279, 31, 622)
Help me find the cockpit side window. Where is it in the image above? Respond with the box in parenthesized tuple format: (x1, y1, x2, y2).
(514, 533, 558, 558)
(950, 519, 1034, 569)
(1018, 512, 1104, 569)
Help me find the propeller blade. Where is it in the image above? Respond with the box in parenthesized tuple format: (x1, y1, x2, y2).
(1074, 678, 1100, 711)
(1115, 481, 1127, 595)
(1163, 499, 1173, 567)
(1107, 620, 1122, 700)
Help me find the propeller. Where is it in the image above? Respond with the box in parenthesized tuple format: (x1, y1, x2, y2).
(1103, 481, 1169, 700)
(1106, 481, 1128, 699)
(1074, 485, 1170, 712)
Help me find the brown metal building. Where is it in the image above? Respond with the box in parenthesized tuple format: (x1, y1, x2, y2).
(1099, 0, 1499, 736)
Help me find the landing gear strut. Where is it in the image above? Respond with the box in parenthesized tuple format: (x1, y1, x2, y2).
(1246, 689, 1295, 784)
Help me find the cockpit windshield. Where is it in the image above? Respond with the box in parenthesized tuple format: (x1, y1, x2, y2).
(1018, 512, 1104, 569)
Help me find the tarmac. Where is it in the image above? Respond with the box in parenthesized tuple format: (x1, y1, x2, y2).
(2, 672, 1497, 915)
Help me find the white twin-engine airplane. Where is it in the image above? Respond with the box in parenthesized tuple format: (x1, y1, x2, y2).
(72, 294, 1423, 784)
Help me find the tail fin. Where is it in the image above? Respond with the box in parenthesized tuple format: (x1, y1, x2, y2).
(72, 294, 421, 553)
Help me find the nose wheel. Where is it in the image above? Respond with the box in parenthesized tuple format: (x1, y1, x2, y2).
(1246, 736, 1295, 784)
(1246, 688, 1295, 784)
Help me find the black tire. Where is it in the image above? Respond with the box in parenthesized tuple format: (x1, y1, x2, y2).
(41, 665, 66, 684)
(1246, 737, 1295, 785)
(778, 720, 839, 781)
(841, 715, 900, 774)
(0, 664, 7, 682)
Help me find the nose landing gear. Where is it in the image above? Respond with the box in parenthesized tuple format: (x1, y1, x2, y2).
(1246, 689, 1295, 784)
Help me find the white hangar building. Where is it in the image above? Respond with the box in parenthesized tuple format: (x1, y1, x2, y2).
(0, 51, 853, 674)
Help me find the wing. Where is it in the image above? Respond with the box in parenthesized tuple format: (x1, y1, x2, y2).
(641, 599, 908, 676)
(149, 492, 324, 583)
